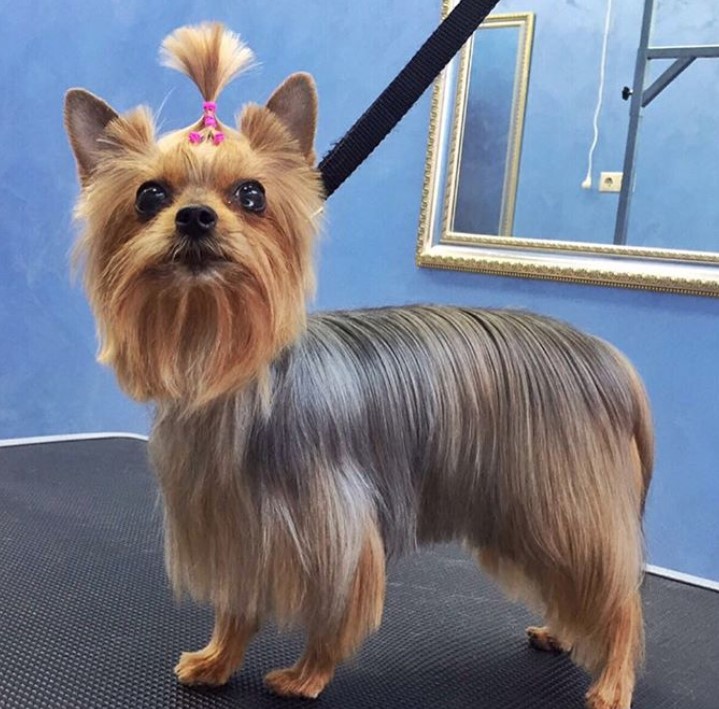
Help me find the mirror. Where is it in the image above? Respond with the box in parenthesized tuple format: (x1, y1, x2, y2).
(417, 1, 719, 296)
(442, 12, 531, 239)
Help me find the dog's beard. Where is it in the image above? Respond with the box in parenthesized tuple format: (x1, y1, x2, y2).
(95, 252, 306, 408)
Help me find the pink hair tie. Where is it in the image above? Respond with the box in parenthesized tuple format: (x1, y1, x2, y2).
(188, 101, 224, 145)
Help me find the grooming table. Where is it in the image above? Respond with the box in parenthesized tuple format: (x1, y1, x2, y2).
(0, 438, 716, 708)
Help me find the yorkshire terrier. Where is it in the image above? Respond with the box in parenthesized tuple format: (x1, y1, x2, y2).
(65, 23, 653, 709)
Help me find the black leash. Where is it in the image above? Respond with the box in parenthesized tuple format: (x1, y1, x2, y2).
(318, 0, 501, 198)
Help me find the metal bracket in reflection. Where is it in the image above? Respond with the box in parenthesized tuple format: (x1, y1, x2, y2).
(614, 0, 719, 245)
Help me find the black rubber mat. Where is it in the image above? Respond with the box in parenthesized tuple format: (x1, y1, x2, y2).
(0, 438, 716, 708)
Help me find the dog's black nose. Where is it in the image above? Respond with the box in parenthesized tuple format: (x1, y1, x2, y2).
(175, 205, 217, 239)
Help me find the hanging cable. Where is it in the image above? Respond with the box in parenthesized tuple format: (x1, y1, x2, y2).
(582, 0, 614, 189)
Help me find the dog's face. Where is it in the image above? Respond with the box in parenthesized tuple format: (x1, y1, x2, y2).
(65, 74, 324, 407)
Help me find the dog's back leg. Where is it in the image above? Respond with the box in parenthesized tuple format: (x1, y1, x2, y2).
(583, 591, 643, 709)
(526, 625, 571, 654)
(581, 434, 648, 708)
(475, 433, 646, 709)
(478, 536, 643, 709)
(543, 457, 645, 709)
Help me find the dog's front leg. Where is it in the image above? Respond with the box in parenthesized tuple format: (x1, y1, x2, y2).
(175, 612, 258, 686)
(264, 525, 386, 699)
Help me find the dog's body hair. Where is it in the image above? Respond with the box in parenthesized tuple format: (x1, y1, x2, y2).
(151, 304, 652, 671)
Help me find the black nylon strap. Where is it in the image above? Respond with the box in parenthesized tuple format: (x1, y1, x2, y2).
(318, 0, 501, 198)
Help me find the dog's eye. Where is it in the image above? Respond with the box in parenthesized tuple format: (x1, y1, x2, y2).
(233, 181, 266, 214)
(135, 182, 170, 216)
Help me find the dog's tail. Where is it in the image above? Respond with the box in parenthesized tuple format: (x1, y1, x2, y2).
(160, 22, 254, 102)
(631, 367, 654, 514)
(611, 346, 654, 514)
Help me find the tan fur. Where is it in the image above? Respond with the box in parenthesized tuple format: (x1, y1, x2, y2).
(175, 613, 257, 686)
(160, 22, 254, 102)
(526, 626, 570, 654)
(70, 99, 322, 409)
(64, 22, 654, 709)
(584, 595, 643, 709)
(174, 519, 385, 700)
(476, 429, 648, 708)
(265, 523, 385, 699)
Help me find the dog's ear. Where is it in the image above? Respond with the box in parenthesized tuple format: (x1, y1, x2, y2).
(64, 88, 120, 185)
(266, 72, 318, 164)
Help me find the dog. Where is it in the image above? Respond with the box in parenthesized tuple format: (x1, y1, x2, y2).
(64, 22, 653, 709)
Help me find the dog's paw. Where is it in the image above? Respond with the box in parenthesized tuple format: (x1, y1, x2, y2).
(174, 650, 233, 687)
(526, 626, 569, 654)
(264, 667, 332, 699)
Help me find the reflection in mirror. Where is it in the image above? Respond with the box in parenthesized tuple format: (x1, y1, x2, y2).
(451, 19, 525, 237)
(417, 0, 719, 297)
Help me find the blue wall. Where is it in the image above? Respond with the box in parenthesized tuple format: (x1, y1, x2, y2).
(1, 0, 718, 581)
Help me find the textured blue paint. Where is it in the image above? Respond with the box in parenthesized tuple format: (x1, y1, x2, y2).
(1, 1, 718, 580)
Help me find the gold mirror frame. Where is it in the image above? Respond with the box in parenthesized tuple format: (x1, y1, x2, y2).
(416, 5, 719, 297)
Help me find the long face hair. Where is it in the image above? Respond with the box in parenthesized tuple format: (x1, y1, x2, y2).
(65, 23, 324, 408)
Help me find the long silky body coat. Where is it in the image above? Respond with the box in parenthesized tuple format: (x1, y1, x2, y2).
(151, 305, 651, 660)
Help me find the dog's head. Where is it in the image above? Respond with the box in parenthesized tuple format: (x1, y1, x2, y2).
(65, 22, 324, 407)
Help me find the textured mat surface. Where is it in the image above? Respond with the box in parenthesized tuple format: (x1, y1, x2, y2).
(0, 438, 717, 708)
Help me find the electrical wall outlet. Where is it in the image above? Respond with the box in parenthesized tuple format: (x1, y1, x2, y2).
(599, 172, 623, 193)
